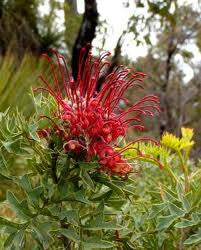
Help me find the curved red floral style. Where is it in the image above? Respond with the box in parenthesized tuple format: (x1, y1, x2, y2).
(35, 48, 160, 175)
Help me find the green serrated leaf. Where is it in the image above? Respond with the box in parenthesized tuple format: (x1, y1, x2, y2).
(192, 213, 201, 223)
(52, 228, 80, 242)
(0, 217, 20, 229)
(93, 174, 125, 196)
(28, 121, 40, 141)
(60, 210, 79, 225)
(28, 186, 43, 206)
(157, 215, 178, 230)
(85, 220, 122, 230)
(7, 191, 33, 220)
(0, 152, 9, 175)
(32, 221, 53, 249)
(74, 190, 90, 204)
(1, 140, 30, 156)
(175, 219, 196, 228)
(79, 161, 98, 170)
(184, 231, 201, 245)
(149, 203, 167, 219)
(80, 169, 95, 191)
(105, 198, 126, 210)
(91, 190, 113, 202)
(13, 229, 25, 249)
(4, 232, 16, 248)
(14, 175, 32, 192)
(95, 200, 104, 215)
(168, 202, 185, 216)
(163, 188, 177, 202)
(102, 181, 125, 197)
(181, 196, 191, 212)
(82, 238, 115, 248)
(176, 182, 184, 201)
(176, 183, 191, 211)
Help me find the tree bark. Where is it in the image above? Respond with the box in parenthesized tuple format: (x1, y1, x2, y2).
(160, 34, 177, 135)
(97, 34, 123, 91)
(0, 0, 4, 18)
(71, 0, 98, 80)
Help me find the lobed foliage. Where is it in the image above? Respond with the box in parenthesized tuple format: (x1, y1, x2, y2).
(0, 1, 201, 248)
(0, 92, 201, 249)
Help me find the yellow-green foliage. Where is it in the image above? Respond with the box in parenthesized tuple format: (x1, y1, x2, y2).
(123, 127, 194, 169)
(0, 53, 50, 115)
(161, 128, 194, 152)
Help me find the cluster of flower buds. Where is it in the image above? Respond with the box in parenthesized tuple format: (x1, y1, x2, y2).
(35, 48, 160, 175)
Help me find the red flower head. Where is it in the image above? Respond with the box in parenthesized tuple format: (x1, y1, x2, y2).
(35, 48, 160, 175)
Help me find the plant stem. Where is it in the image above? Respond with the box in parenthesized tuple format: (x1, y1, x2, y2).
(49, 141, 58, 184)
(60, 220, 72, 250)
(177, 151, 190, 192)
(49, 141, 74, 249)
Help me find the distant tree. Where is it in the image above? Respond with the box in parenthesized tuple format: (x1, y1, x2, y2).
(71, 0, 99, 80)
(0, 0, 40, 56)
(0, 0, 62, 56)
(0, 0, 4, 18)
(64, 0, 82, 59)
(124, 0, 201, 136)
(39, 0, 63, 53)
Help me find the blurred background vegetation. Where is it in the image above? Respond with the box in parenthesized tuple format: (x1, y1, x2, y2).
(0, 0, 201, 156)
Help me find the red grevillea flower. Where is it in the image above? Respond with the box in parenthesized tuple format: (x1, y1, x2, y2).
(35, 48, 160, 175)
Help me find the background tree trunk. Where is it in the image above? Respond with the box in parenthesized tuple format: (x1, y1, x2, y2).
(67, 0, 78, 14)
(97, 34, 123, 91)
(71, 0, 98, 80)
(0, 0, 4, 18)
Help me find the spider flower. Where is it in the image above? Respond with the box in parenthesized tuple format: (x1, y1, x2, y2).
(35, 48, 160, 175)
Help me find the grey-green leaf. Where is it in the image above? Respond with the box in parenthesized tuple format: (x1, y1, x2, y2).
(157, 215, 178, 230)
(175, 219, 196, 229)
(184, 231, 201, 245)
(0, 217, 20, 229)
(53, 228, 80, 242)
(7, 191, 33, 220)
(168, 202, 185, 216)
(84, 221, 122, 230)
(82, 238, 115, 249)
(80, 169, 95, 191)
